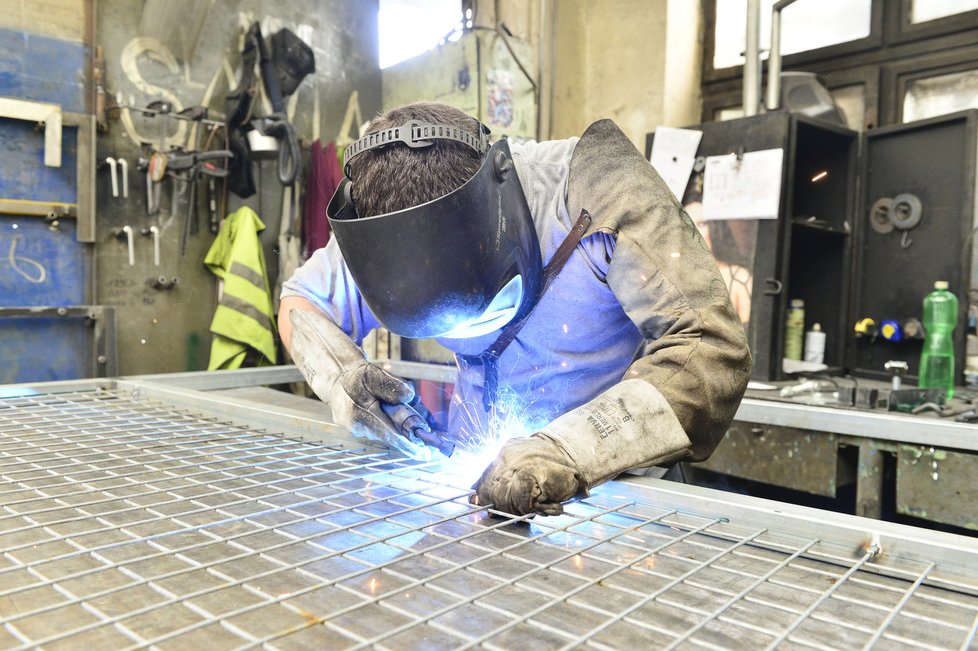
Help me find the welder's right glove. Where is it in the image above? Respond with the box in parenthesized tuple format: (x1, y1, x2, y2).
(288, 309, 428, 459)
(472, 379, 693, 516)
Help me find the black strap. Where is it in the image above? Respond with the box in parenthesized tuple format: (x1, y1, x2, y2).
(464, 209, 593, 411)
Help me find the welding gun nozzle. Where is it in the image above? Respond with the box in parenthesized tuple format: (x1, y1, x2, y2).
(413, 428, 455, 457)
(380, 401, 455, 457)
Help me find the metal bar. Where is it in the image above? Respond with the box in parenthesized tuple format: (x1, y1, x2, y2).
(127, 503, 639, 649)
(663, 538, 820, 650)
(961, 612, 978, 651)
(2, 383, 978, 649)
(0, 450, 410, 566)
(63, 111, 96, 243)
(524, 527, 768, 651)
(3, 481, 471, 636)
(94, 305, 116, 376)
(131, 366, 305, 390)
(743, 0, 762, 116)
(736, 398, 978, 451)
(764, 547, 880, 649)
(855, 439, 884, 519)
(615, 478, 978, 591)
(0, 198, 76, 217)
(860, 563, 934, 650)
(765, 0, 800, 110)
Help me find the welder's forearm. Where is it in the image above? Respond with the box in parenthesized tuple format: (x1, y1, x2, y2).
(278, 295, 325, 350)
(539, 379, 692, 488)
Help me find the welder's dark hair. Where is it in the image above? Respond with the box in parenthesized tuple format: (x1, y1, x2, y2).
(347, 102, 483, 218)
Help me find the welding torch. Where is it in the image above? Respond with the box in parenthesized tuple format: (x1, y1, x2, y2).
(380, 399, 455, 458)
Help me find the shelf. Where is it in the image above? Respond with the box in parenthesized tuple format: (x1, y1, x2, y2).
(792, 218, 850, 235)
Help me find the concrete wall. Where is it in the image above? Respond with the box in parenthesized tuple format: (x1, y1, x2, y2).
(551, 0, 702, 147)
(0, 0, 87, 42)
(380, 0, 702, 149)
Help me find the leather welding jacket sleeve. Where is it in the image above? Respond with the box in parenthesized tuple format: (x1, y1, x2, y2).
(562, 120, 752, 464)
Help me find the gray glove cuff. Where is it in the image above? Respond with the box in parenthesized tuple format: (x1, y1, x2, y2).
(289, 309, 365, 395)
(539, 379, 692, 487)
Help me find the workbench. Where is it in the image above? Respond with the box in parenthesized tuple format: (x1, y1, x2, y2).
(1, 368, 977, 649)
(693, 384, 978, 532)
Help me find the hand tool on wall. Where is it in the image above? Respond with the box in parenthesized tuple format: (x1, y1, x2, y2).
(163, 148, 232, 255)
(142, 151, 167, 215)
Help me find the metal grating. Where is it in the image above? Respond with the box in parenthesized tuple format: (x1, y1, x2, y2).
(1, 386, 977, 650)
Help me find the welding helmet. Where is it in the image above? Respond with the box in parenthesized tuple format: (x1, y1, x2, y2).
(327, 120, 542, 339)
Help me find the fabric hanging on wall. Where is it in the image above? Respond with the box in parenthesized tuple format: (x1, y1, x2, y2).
(302, 139, 341, 258)
(275, 177, 304, 305)
(204, 205, 278, 369)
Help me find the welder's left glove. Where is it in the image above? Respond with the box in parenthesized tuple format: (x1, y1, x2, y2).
(472, 379, 692, 516)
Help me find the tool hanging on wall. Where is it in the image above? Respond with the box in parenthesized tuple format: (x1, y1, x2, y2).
(102, 157, 129, 199)
(112, 225, 135, 266)
(162, 148, 233, 256)
(225, 23, 313, 198)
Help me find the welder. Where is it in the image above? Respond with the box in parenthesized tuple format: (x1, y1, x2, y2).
(279, 101, 751, 516)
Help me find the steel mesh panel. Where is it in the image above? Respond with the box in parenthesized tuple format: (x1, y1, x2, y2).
(1, 388, 977, 650)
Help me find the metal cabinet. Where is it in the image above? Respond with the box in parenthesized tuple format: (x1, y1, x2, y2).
(646, 109, 978, 384)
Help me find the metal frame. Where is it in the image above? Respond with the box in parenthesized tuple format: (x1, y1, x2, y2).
(0, 306, 116, 378)
(0, 112, 95, 243)
(0, 374, 976, 648)
(701, 0, 978, 129)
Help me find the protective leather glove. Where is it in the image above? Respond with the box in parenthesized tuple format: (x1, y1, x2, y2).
(471, 434, 584, 516)
(472, 379, 692, 516)
(288, 309, 429, 459)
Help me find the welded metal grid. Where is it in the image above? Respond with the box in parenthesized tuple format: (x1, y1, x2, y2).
(1, 386, 977, 650)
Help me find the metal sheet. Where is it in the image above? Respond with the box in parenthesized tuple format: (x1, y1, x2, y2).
(736, 397, 978, 452)
(693, 422, 841, 497)
(1, 381, 977, 649)
(897, 445, 978, 530)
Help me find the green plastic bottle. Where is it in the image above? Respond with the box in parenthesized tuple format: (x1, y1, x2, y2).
(919, 281, 959, 399)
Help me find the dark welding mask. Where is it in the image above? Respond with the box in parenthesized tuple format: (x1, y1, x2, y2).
(327, 120, 542, 339)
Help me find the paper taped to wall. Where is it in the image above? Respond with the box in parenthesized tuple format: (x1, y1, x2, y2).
(649, 126, 702, 201)
(703, 148, 784, 220)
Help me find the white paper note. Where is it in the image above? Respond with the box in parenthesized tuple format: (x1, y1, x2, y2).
(649, 126, 703, 202)
(702, 148, 784, 220)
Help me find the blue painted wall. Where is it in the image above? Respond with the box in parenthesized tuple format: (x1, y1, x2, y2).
(0, 25, 91, 382)
(0, 120, 78, 203)
(0, 219, 88, 306)
(0, 26, 87, 112)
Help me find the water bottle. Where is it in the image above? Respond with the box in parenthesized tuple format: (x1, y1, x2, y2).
(919, 281, 959, 399)
(784, 299, 805, 360)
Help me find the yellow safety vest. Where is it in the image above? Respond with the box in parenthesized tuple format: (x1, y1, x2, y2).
(204, 206, 278, 369)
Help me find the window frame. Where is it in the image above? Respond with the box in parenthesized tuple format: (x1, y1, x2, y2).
(701, 0, 978, 128)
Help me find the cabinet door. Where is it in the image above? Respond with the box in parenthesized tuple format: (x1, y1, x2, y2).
(851, 110, 978, 381)
(647, 112, 791, 381)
